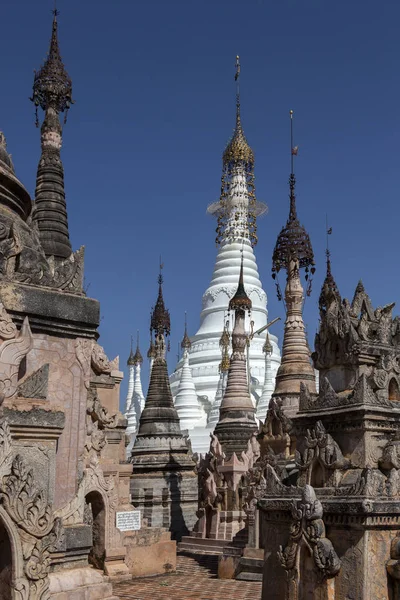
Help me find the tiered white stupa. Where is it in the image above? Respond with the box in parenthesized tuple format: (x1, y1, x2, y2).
(170, 61, 281, 453)
(124, 334, 146, 457)
(174, 317, 206, 431)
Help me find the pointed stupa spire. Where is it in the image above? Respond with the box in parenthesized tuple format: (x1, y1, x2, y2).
(222, 57, 254, 168)
(319, 227, 341, 319)
(214, 261, 257, 457)
(150, 260, 171, 357)
(127, 335, 135, 366)
(229, 249, 252, 314)
(256, 332, 274, 420)
(31, 9, 73, 260)
(132, 331, 143, 365)
(208, 56, 266, 247)
(175, 315, 203, 430)
(181, 312, 191, 351)
(272, 111, 315, 282)
(270, 111, 316, 416)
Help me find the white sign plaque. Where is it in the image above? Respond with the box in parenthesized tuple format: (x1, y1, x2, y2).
(116, 510, 141, 531)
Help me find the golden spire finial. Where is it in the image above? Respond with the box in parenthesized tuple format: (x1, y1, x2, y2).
(222, 56, 254, 167)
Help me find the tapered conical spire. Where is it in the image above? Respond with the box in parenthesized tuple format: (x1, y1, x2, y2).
(31, 10, 73, 260)
(214, 263, 257, 457)
(270, 111, 316, 416)
(229, 250, 252, 313)
(208, 57, 266, 247)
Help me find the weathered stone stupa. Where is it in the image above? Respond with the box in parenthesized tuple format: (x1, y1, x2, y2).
(0, 12, 181, 597)
(180, 257, 260, 555)
(258, 257, 400, 600)
(214, 254, 258, 456)
(130, 268, 198, 541)
(170, 58, 281, 452)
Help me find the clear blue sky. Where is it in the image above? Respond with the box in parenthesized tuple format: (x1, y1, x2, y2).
(2, 0, 399, 407)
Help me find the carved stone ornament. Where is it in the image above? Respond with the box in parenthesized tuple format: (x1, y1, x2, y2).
(278, 485, 341, 582)
(261, 397, 293, 438)
(300, 373, 394, 412)
(54, 452, 118, 553)
(86, 387, 118, 430)
(296, 420, 349, 483)
(91, 343, 113, 375)
(314, 279, 399, 371)
(0, 414, 61, 599)
(17, 364, 49, 399)
(0, 305, 33, 398)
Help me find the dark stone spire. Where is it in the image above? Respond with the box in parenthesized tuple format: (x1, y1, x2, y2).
(181, 312, 191, 351)
(31, 11, 73, 260)
(214, 263, 257, 457)
(135, 270, 181, 437)
(130, 268, 197, 540)
(318, 250, 341, 320)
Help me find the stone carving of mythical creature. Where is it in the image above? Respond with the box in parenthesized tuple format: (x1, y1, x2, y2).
(278, 485, 341, 582)
(296, 421, 349, 484)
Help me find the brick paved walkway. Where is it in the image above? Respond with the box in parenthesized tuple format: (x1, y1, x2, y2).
(114, 552, 262, 599)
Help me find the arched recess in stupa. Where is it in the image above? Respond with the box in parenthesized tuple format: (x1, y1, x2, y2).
(85, 491, 106, 571)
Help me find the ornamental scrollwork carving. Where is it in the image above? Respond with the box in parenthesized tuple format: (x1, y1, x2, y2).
(1, 455, 53, 537)
(278, 485, 341, 581)
(0, 412, 61, 599)
(0, 309, 33, 399)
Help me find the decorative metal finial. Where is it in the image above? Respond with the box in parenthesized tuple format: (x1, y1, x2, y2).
(132, 330, 143, 365)
(127, 334, 135, 365)
(219, 315, 231, 372)
(272, 109, 315, 294)
(181, 311, 191, 350)
(207, 56, 266, 248)
(147, 330, 156, 359)
(263, 332, 273, 356)
(31, 9, 73, 127)
(229, 250, 252, 314)
(150, 265, 170, 339)
(319, 222, 339, 317)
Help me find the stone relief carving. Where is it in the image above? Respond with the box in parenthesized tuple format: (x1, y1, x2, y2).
(300, 373, 395, 412)
(0, 408, 61, 600)
(17, 364, 49, 399)
(278, 485, 341, 581)
(261, 397, 292, 438)
(314, 279, 399, 373)
(0, 306, 33, 398)
(87, 387, 118, 430)
(296, 421, 349, 484)
(0, 301, 17, 340)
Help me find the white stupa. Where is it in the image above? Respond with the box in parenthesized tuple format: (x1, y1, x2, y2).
(170, 58, 281, 453)
(174, 316, 206, 430)
(124, 334, 146, 457)
(256, 332, 275, 421)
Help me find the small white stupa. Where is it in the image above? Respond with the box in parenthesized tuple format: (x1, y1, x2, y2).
(175, 315, 205, 431)
(125, 333, 146, 457)
(256, 332, 275, 421)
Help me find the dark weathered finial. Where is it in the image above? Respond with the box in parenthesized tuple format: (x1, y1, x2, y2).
(150, 266, 171, 339)
(271, 109, 315, 288)
(31, 9, 73, 126)
(181, 311, 191, 351)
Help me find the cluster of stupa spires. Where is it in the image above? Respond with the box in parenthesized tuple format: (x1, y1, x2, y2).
(125, 58, 318, 454)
